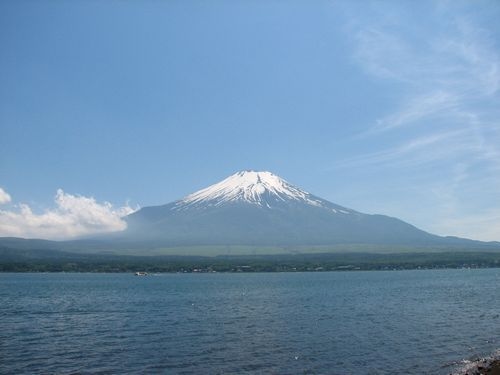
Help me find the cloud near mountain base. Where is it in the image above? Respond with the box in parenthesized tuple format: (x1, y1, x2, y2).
(0, 189, 137, 240)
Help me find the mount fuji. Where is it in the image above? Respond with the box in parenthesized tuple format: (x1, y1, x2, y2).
(121, 170, 477, 248)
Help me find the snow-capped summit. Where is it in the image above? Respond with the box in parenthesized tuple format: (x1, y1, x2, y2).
(174, 170, 326, 210)
(124, 170, 450, 248)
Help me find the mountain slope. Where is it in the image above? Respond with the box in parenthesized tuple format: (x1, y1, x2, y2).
(123, 170, 454, 246)
(1, 171, 499, 255)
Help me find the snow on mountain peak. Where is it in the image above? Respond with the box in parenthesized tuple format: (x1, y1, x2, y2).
(175, 170, 325, 209)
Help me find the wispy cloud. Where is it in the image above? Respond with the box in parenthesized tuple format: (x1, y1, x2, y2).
(344, 2, 500, 167)
(334, 2, 500, 241)
(335, 129, 472, 169)
(434, 19, 500, 95)
(0, 188, 138, 240)
(372, 91, 460, 132)
(354, 10, 500, 97)
(354, 27, 417, 82)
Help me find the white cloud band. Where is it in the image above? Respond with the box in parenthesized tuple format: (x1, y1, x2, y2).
(0, 188, 137, 240)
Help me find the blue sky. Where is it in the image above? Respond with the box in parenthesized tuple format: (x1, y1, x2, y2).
(1, 0, 499, 241)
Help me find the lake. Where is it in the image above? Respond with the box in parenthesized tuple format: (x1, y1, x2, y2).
(1, 270, 499, 374)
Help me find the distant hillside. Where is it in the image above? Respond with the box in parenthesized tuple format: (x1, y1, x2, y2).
(1, 171, 499, 256)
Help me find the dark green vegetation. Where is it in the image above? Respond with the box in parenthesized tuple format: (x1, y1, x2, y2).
(2, 245, 500, 273)
(1, 237, 499, 257)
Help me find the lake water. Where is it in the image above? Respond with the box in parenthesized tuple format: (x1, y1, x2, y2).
(1, 270, 499, 374)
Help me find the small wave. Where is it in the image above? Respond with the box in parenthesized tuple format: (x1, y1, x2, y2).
(452, 349, 500, 375)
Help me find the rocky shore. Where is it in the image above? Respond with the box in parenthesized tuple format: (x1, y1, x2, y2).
(460, 359, 500, 375)
(482, 360, 500, 374)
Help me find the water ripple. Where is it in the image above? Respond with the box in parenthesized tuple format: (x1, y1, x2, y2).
(1, 270, 499, 374)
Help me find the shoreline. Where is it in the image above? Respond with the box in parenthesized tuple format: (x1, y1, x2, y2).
(481, 360, 500, 374)
(456, 359, 500, 375)
(486, 360, 500, 374)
